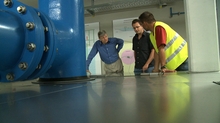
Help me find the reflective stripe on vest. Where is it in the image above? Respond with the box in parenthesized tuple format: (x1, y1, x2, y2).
(150, 21, 188, 70)
(166, 40, 187, 63)
(164, 33, 179, 50)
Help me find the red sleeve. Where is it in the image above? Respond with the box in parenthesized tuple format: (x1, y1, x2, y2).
(155, 26, 167, 48)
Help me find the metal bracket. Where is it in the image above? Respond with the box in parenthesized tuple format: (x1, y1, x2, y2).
(170, 7, 185, 18)
(213, 81, 220, 85)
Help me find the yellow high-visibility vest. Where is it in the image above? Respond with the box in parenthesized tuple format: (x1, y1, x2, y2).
(150, 21, 188, 70)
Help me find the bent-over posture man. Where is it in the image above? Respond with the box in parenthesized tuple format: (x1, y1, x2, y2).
(86, 30, 124, 74)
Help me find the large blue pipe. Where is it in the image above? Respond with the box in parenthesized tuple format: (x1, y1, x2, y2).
(0, 11, 25, 71)
(0, 0, 87, 82)
(38, 0, 87, 80)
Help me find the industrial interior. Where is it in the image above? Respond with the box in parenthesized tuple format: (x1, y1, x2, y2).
(0, 0, 220, 123)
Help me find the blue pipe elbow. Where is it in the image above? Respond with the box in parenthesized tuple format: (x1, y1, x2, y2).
(0, 0, 87, 82)
(38, 0, 87, 81)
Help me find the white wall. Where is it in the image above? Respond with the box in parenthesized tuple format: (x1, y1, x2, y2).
(184, 0, 220, 72)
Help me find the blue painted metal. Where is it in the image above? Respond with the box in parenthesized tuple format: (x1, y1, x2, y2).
(38, 0, 87, 79)
(0, 11, 25, 71)
(170, 7, 185, 18)
(0, 1, 45, 82)
(0, 0, 87, 82)
(27, 9, 57, 80)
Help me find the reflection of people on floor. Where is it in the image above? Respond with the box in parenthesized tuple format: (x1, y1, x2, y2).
(134, 76, 157, 122)
(86, 77, 126, 122)
(101, 77, 125, 122)
(158, 75, 190, 123)
(135, 75, 190, 123)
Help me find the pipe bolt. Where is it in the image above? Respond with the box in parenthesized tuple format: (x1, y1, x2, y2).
(36, 64, 42, 69)
(17, 6, 26, 13)
(27, 43, 36, 51)
(37, 12, 41, 16)
(44, 46, 49, 52)
(4, 0, 12, 7)
(26, 22, 35, 30)
(44, 27, 48, 32)
(18, 62, 28, 70)
(6, 73, 14, 81)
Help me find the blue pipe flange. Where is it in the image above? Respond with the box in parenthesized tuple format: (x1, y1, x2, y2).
(0, 0, 45, 82)
(27, 9, 57, 80)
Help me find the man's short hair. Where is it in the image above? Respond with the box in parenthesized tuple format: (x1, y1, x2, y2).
(132, 19, 142, 26)
(98, 30, 107, 38)
(139, 11, 156, 23)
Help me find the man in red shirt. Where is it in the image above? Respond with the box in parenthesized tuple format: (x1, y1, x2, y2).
(139, 11, 188, 73)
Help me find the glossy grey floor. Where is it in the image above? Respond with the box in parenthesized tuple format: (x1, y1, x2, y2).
(1, 72, 220, 123)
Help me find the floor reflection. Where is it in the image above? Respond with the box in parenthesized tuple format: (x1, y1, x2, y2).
(1, 72, 220, 123)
